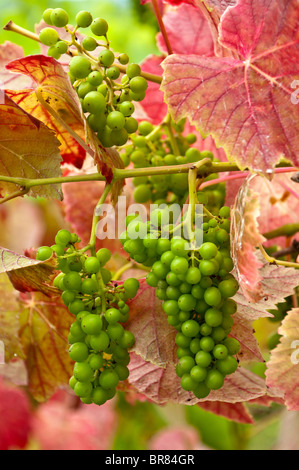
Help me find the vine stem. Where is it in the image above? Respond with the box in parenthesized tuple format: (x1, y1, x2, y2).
(263, 223, 299, 240)
(3, 21, 162, 85)
(259, 244, 299, 269)
(88, 182, 113, 253)
(151, 0, 173, 56)
(199, 166, 299, 191)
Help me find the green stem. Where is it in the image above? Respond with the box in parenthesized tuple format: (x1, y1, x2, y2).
(88, 183, 113, 253)
(3, 21, 162, 85)
(164, 114, 180, 156)
(259, 244, 299, 269)
(263, 223, 299, 240)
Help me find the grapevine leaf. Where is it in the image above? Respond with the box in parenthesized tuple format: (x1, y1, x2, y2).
(162, 0, 299, 172)
(198, 401, 254, 424)
(0, 94, 62, 200)
(0, 42, 32, 90)
(0, 377, 31, 450)
(18, 291, 74, 402)
(0, 274, 24, 361)
(157, 3, 215, 56)
(230, 313, 264, 363)
(231, 176, 266, 302)
(0, 245, 58, 296)
(126, 279, 177, 368)
(234, 257, 299, 321)
(5, 55, 86, 169)
(266, 308, 299, 411)
(128, 352, 269, 405)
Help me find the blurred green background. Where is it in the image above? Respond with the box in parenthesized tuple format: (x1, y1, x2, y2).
(0, 0, 159, 62)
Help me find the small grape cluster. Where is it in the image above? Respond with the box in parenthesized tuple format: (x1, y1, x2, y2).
(120, 118, 225, 210)
(36, 229, 139, 406)
(121, 205, 240, 399)
(39, 8, 148, 148)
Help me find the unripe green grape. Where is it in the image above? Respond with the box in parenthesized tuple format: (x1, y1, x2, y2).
(185, 267, 201, 285)
(223, 338, 241, 355)
(83, 91, 106, 115)
(74, 381, 93, 398)
(106, 66, 120, 80)
(204, 287, 222, 307)
(119, 101, 135, 117)
(178, 356, 195, 373)
(193, 383, 210, 399)
(96, 248, 111, 266)
(73, 362, 94, 382)
(125, 117, 139, 134)
(81, 314, 103, 335)
(82, 36, 98, 51)
(138, 121, 154, 136)
(107, 111, 125, 130)
(218, 279, 239, 298)
(69, 342, 89, 362)
(205, 369, 224, 390)
(55, 40, 68, 54)
(63, 272, 82, 291)
(91, 18, 109, 36)
(50, 8, 69, 28)
(88, 113, 106, 133)
(118, 53, 129, 65)
(36, 246, 53, 261)
(190, 366, 208, 383)
(99, 369, 119, 389)
(199, 242, 218, 260)
(178, 294, 196, 312)
(114, 364, 130, 381)
(219, 206, 231, 219)
(47, 46, 61, 60)
(181, 319, 200, 338)
(200, 336, 215, 353)
(118, 331, 135, 349)
(88, 71, 103, 87)
(111, 128, 128, 146)
(90, 331, 110, 351)
(105, 308, 121, 324)
(76, 11, 93, 28)
(77, 82, 96, 99)
(205, 308, 223, 328)
(89, 353, 104, 370)
(39, 28, 59, 46)
(43, 9, 54, 25)
(130, 76, 148, 93)
(99, 49, 115, 67)
(69, 299, 85, 316)
(81, 278, 98, 295)
(171, 257, 189, 275)
(69, 56, 92, 79)
(216, 356, 238, 375)
(92, 387, 109, 405)
(98, 127, 113, 148)
(133, 184, 152, 203)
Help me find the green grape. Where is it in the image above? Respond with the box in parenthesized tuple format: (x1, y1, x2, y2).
(91, 18, 109, 36)
(107, 66, 120, 80)
(69, 56, 92, 79)
(133, 185, 152, 204)
(216, 356, 238, 375)
(195, 351, 212, 368)
(74, 381, 93, 398)
(50, 8, 69, 27)
(204, 287, 222, 307)
(77, 82, 96, 98)
(55, 41, 68, 54)
(83, 91, 106, 115)
(39, 28, 59, 46)
(205, 369, 224, 390)
(99, 369, 119, 389)
(181, 320, 200, 338)
(123, 278, 140, 299)
(126, 63, 141, 79)
(107, 111, 125, 130)
(218, 279, 239, 298)
(43, 9, 54, 25)
(213, 344, 228, 360)
(190, 366, 208, 383)
(76, 11, 93, 28)
(130, 76, 148, 93)
(69, 342, 89, 362)
(82, 36, 98, 51)
(90, 331, 110, 351)
(118, 54, 129, 65)
(48, 46, 61, 59)
(63, 272, 82, 291)
(36, 246, 53, 261)
(125, 117, 139, 134)
(73, 362, 94, 382)
(99, 50, 115, 67)
(81, 314, 103, 335)
(119, 101, 135, 117)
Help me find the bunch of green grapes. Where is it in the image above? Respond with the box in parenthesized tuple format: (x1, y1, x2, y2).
(121, 204, 240, 400)
(36, 229, 139, 406)
(39, 8, 148, 148)
(120, 118, 225, 210)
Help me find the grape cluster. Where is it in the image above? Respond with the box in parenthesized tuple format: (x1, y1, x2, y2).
(36, 230, 139, 406)
(121, 205, 240, 399)
(120, 118, 225, 211)
(39, 8, 148, 148)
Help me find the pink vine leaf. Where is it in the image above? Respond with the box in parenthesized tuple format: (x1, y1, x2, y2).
(162, 0, 299, 173)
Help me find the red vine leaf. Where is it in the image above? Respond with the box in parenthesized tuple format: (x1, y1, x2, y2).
(19, 291, 74, 402)
(234, 257, 299, 321)
(0, 94, 62, 200)
(198, 401, 254, 424)
(162, 0, 299, 172)
(126, 279, 177, 367)
(0, 274, 25, 361)
(5, 55, 86, 169)
(266, 308, 299, 411)
(231, 176, 266, 302)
